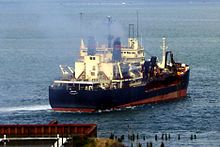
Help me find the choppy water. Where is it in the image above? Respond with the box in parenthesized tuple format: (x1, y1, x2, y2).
(0, 0, 220, 146)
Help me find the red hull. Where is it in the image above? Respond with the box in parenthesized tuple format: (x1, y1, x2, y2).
(52, 108, 96, 113)
(115, 89, 187, 108)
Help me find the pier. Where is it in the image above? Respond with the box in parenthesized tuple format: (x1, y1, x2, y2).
(0, 122, 97, 146)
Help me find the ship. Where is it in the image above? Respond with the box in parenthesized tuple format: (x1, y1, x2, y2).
(49, 23, 190, 112)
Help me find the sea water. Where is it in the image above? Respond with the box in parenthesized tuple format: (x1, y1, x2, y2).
(0, 0, 219, 146)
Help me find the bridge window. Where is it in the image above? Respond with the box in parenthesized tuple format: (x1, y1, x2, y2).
(91, 72, 95, 76)
(90, 57, 96, 60)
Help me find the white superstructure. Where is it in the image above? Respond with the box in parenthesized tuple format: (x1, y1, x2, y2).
(74, 37, 144, 82)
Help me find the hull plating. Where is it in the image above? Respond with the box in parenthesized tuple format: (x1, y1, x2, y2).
(49, 70, 189, 112)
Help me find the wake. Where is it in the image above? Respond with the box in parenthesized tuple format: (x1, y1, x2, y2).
(0, 105, 51, 112)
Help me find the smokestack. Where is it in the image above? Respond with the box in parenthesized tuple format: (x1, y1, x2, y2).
(112, 37, 121, 62)
(88, 36, 96, 56)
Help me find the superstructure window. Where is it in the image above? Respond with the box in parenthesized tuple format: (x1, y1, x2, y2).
(91, 72, 95, 76)
(90, 57, 96, 60)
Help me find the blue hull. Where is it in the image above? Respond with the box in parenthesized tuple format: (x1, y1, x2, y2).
(49, 70, 189, 112)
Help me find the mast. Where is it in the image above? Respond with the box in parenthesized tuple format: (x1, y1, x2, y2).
(129, 24, 135, 38)
(79, 12, 85, 59)
(107, 16, 113, 48)
(160, 37, 168, 69)
(136, 11, 139, 39)
(80, 12, 83, 39)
